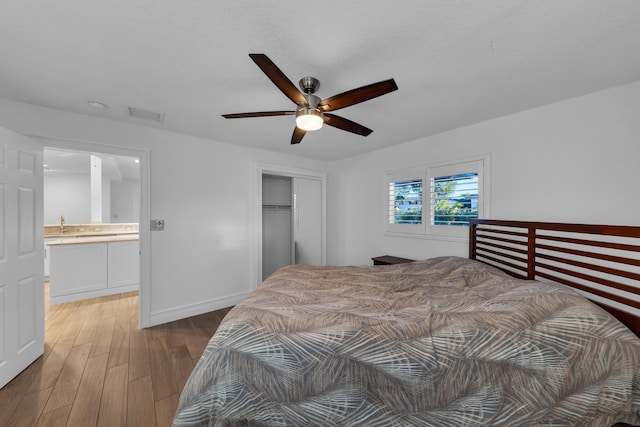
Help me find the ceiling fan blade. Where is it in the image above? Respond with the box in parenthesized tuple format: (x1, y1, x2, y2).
(319, 79, 398, 112)
(324, 113, 373, 136)
(249, 54, 308, 106)
(291, 126, 306, 144)
(222, 111, 295, 119)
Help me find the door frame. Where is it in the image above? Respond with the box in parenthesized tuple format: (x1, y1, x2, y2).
(28, 135, 152, 328)
(253, 163, 326, 288)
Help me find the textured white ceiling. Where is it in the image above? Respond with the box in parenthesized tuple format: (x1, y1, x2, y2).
(1, 1, 639, 161)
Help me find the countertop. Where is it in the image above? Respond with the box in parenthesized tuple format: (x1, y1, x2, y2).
(47, 234, 139, 246)
(45, 231, 138, 238)
(44, 222, 139, 239)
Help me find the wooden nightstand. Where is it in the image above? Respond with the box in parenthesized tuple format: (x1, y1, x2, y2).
(371, 255, 415, 266)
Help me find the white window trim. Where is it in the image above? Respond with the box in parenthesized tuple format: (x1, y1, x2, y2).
(384, 154, 491, 242)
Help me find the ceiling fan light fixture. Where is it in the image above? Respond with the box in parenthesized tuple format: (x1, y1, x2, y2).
(295, 107, 323, 131)
(222, 54, 398, 144)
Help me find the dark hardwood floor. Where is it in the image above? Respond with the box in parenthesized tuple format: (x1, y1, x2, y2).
(0, 282, 231, 427)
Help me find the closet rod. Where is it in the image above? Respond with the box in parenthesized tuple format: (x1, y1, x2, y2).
(262, 204, 291, 210)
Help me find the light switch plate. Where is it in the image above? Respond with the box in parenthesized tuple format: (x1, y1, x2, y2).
(150, 219, 164, 231)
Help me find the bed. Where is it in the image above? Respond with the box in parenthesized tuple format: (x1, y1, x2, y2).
(173, 220, 640, 426)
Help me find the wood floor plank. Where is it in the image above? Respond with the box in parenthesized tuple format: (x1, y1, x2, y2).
(108, 293, 134, 369)
(148, 337, 178, 401)
(90, 315, 116, 357)
(150, 323, 169, 342)
(130, 297, 140, 331)
(169, 344, 195, 393)
(129, 328, 151, 382)
(45, 303, 81, 347)
(164, 319, 187, 348)
(73, 301, 103, 346)
(36, 405, 71, 427)
(114, 291, 133, 325)
(6, 386, 53, 427)
(97, 364, 128, 427)
(66, 353, 109, 427)
(107, 317, 131, 369)
(101, 294, 120, 316)
(45, 297, 80, 327)
(58, 303, 89, 342)
(27, 335, 75, 393)
(43, 342, 92, 413)
(155, 393, 180, 427)
(128, 376, 157, 427)
(44, 322, 65, 347)
(0, 379, 34, 426)
(182, 317, 211, 360)
(203, 308, 232, 334)
(3, 283, 228, 427)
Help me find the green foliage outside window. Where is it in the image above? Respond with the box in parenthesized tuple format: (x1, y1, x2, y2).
(432, 175, 478, 226)
(393, 180, 422, 224)
(394, 206, 422, 224)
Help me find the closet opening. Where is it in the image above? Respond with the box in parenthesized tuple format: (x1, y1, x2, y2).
(255, 164, 326, 287)
(262, 175, 293, 280)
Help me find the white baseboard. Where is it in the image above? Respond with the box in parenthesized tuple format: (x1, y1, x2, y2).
(147, 291, 250, 327)
(50, 284, 139, 305)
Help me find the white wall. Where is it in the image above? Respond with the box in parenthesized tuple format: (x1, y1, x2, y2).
(4, 79, 640, 324)
(44, 174, 91, 224)
(111, 178, 140, 223)
(327, 80, 640, 266)
(0, 98, 328, 326)
(44, 172, 137, 224)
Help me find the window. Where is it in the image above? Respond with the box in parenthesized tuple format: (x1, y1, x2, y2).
(431, 172, 478, 226)
(386, 169, 425, 234)
(385, 155, 489, 240)
(390, 178, 422, 224)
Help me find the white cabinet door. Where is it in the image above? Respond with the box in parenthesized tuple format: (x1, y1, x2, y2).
(44, 237, 73, 277)
(293, 177, 323, 266)
(108, 240, 139, 288)
(0, 128, 44, 389)
(50, 243, 108, 297)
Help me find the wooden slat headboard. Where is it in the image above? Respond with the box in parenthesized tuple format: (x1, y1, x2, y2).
(469, 219, 640, 337)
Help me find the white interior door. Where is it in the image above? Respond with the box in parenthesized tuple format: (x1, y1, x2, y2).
(293, 177, 323, 265)
(0, 127, 44, 388)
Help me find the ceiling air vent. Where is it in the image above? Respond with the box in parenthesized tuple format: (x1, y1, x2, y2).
(127, 106, 165, 123)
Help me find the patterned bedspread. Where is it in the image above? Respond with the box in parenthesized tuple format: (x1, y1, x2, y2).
(173, 256, 640, 426)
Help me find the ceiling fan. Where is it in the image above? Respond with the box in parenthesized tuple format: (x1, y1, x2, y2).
(222, 54, 398, 145)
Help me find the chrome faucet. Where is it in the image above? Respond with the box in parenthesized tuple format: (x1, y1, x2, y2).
(60, 215, 65, 234)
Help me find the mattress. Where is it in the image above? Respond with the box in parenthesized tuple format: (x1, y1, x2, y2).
(173, 256, 640, 426)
